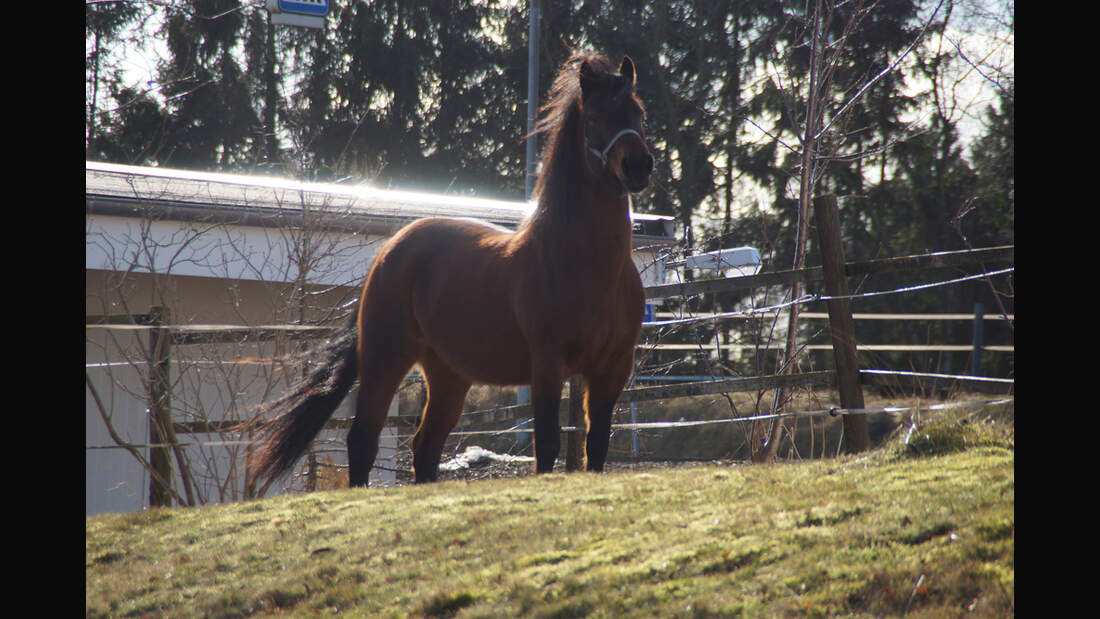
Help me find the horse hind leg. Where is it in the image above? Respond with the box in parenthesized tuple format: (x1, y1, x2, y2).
(347, 351, 416, 488)
(412, 354, 471, 483)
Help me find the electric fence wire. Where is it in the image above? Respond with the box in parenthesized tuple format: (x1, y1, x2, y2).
(84, 396, 1013, 451)
(642, 266, 1015, 330)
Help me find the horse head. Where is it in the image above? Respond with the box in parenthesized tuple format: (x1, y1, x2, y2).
(579, 56, 654, 193)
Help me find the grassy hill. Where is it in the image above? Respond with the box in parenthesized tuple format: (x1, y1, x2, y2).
(86, 417, 1013, 617)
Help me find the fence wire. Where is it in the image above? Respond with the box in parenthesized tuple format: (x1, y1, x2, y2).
(85, 396, 1013, 451)
(643, 266, 1014, 329)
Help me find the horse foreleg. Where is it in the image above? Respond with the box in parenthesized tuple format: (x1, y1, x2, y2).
(583, 368, 632, 472)
(527, 364, 565, 473)
(532, 398, 562, 473)
(583, 395, 615, 472)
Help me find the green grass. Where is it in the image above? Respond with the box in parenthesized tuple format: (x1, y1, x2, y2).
(87, 424, 1013, 617)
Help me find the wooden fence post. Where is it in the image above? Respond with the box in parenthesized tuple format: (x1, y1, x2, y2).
(566, 376, 585, 471)
(813, 195, 870, 453)
(146, 306, 174, 506)
(971, 302, 984, 376)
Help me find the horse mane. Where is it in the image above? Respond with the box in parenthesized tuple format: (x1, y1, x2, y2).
(527, 52, 619, 222)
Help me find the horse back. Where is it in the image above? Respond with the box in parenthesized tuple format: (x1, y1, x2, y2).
(360, 217, 533, 384)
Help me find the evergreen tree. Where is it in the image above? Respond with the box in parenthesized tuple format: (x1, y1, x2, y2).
(86, 0, 151, 160)
(294, 1, 527, 196)
(157, 0, 261, 169)
(968, 83, 1014, 247)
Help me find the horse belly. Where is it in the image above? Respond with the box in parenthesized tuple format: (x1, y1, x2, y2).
(421, 302, 532, 385)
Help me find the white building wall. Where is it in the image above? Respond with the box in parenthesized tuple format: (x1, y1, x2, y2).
(86, 211, 393, 515)
(86, 303, 399, 516)
(86, 328, 150, 516)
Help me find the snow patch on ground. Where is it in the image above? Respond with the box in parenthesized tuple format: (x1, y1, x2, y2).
(438, 446, 535, 472)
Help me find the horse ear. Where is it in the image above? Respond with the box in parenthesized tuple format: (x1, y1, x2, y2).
(619, 56, 636, 87)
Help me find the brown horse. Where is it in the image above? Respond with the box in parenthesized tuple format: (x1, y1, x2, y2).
(247, 52, 653, 491)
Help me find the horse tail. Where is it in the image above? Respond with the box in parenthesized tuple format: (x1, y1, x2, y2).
(247, 313, 359, 492)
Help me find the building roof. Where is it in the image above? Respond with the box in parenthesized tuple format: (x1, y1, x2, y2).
(86, 161, 675, 240)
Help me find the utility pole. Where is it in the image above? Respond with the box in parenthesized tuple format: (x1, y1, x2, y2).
(517, 0, 540, 450)
(525, 0, 540, 201)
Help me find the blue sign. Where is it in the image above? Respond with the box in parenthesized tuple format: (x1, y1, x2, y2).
(266, 0, 327, 28)
(278, 0, 328, 16)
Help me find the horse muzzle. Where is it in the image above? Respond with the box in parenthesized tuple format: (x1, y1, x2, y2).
(621, 152, 654, 193)
(593, 128, 653, 193)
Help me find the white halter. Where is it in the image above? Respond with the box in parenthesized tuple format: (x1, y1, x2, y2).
(588, 128, 643, 166)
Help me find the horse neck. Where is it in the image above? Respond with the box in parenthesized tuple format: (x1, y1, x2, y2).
(524, 171, 634, 277)
(520, 100, 636, 276)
